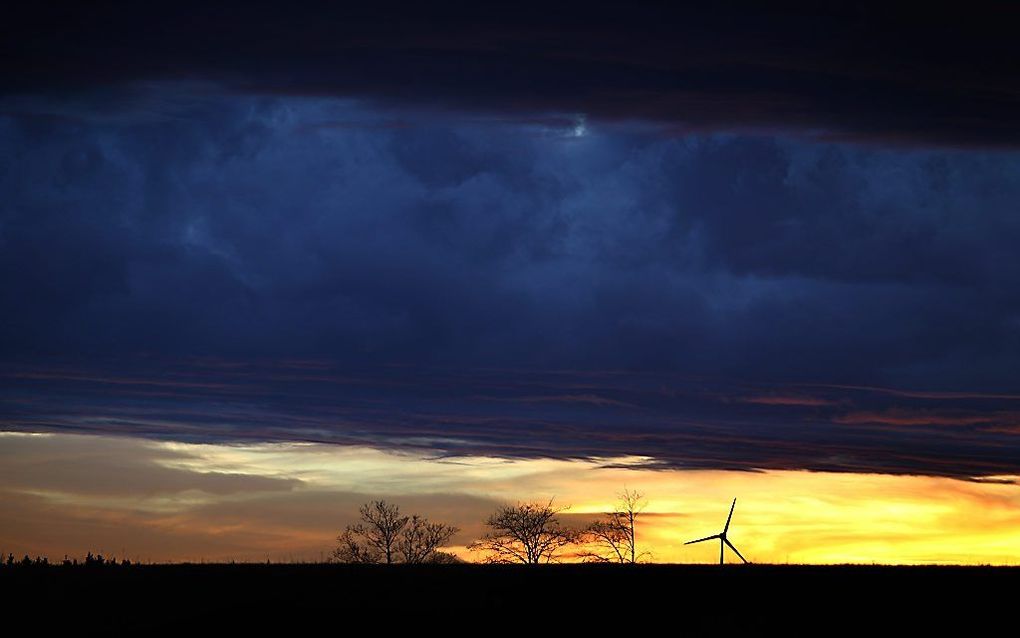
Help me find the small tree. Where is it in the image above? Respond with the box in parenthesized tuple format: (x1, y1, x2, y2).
(333, 500, 459, 564)
(398, 515, 459, 564)
(468, 499, 576, 564)
(580, 489, 648, 563)
(333, 500, 409, 564)
(333, 527, 381, 564)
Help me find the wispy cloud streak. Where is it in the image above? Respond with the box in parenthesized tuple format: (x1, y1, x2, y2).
(3, 359, 1019, 480)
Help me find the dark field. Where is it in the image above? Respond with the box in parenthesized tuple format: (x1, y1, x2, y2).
(2, 563, 1014, 632)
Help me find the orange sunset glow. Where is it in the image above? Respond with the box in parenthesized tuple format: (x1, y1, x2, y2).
(3, 432, 1017, 565)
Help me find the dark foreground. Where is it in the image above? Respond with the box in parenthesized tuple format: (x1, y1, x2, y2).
(2, 563, 1014, 632)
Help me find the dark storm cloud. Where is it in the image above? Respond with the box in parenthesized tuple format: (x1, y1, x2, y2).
(3, 96, 1019, 385)
(2, 2, 1019, 147)
(2, 88, 1019, 478)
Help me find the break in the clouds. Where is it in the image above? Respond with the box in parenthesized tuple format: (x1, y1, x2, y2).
(3, 356, 1020, 480)
(3, 432, 1020, 564)
(1, 89, 1020, 479)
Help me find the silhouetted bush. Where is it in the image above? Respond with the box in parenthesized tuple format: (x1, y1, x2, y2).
(333, 500, 459, 564)
(468, 499, 577, 564)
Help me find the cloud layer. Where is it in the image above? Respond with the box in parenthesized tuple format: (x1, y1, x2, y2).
(3, 3, 1019, 147)
(2, 92, 1020, 478)
(3, 357, 1020, 480)
(2, 95, 1019, 379)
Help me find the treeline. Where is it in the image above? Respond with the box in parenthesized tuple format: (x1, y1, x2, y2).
(333, 489, 648, 565)
(0, 552, 133, 569)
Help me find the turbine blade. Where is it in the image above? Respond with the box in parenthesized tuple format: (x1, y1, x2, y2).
(724, 498, 736, 533)
(684, 534, 721, 545)
(724, 538, 749, 564)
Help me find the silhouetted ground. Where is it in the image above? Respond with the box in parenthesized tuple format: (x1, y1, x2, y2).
(2, 563, 1013, 632)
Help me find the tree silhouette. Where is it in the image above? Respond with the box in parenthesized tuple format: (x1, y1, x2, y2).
(333, 500, 408, 564)
(333, 500, 458, 564)
(397, 515, 459, 564)
(333, 528, 380, 564)
(579, 489, 648, 563)
(468, 499, 576, 564)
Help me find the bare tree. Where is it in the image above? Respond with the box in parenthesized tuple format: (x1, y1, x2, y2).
(333, 501, 458, 564)
(468, 499, 577, 564)
(397, 514, 459, 564)
(333, 500, 409, 564)
(333, 527, 380, 564)
(580, 489, 648, 563)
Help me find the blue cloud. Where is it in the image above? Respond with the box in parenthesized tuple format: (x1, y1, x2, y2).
(2, 91, 1019, 477)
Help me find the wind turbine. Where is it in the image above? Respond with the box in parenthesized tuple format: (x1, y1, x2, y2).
(685, 498, 749, 565)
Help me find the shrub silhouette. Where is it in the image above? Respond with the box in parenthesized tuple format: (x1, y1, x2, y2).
(333, 500, 458, 564)
(468, 499, 577, 564)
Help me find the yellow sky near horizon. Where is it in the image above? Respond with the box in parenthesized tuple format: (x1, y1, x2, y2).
(1, 431, 1018, 565)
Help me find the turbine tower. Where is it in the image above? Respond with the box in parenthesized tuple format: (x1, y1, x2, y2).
(685, 498, 749, 565)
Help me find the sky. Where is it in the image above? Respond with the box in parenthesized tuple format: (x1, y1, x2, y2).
(1, 2, 1019, 564)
